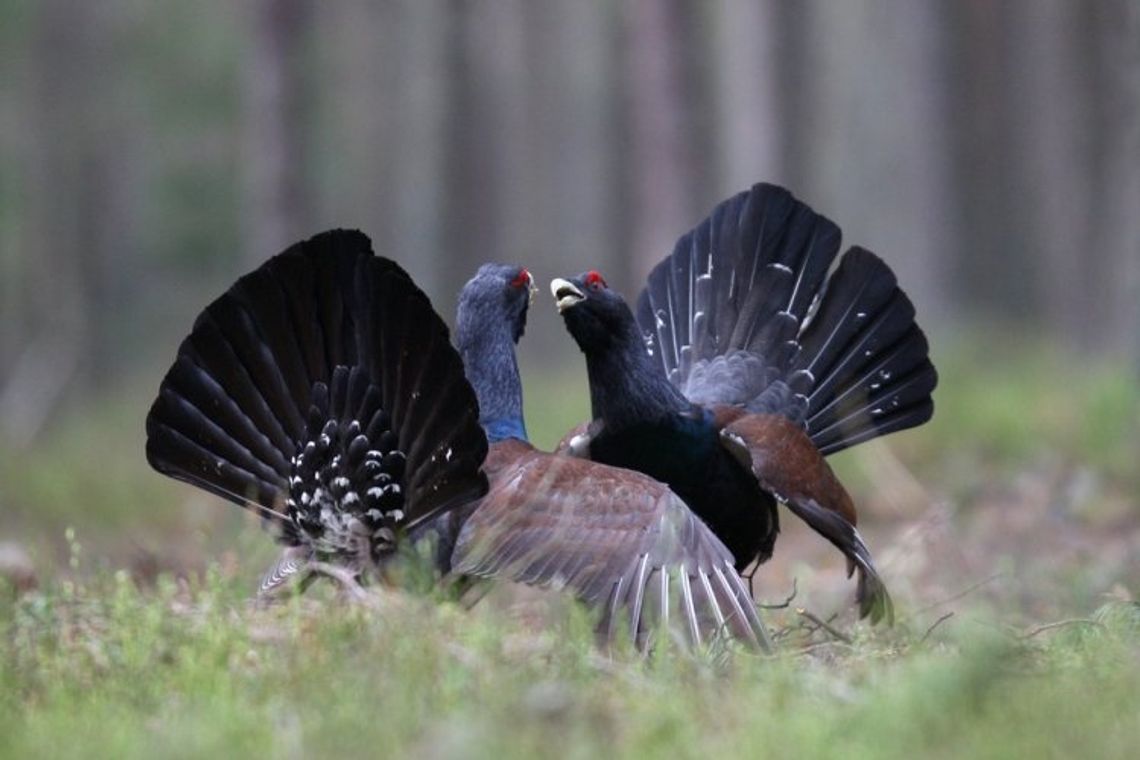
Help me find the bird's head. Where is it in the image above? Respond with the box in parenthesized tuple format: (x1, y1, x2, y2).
(550, 270, 634, 353)
(458, 263, 536, 345)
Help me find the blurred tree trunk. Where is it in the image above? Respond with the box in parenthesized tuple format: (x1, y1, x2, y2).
(1007, 0, 1096, 350)
(1089, 0, 1140, 362)
(0, 0, 97, 444)
(310, 2, 394, 260)
(446, 0, 530, 302)
(508, 2, 618, 363)
(243, 0, 312, 263)
(625, 0, 700, 285)
(87, 6, 149, 386)
(868, 0, 955, 323)
(952, 0, 1139, 357)
(789, 0, 954, 322)
(0, 5, 31, 389)
(389, 0, 451, 298)
(948, 0, 1026, 319)
(540, 1, 616, 279)
(709, 0, 783, 192)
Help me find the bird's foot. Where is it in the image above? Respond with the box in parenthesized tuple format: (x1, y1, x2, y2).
(307, 561, 372, 604)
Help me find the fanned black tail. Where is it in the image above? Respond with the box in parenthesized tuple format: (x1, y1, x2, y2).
(634, 182, 936, 455)
(794, 247, 937, 455)
(146, 229, 488, 543)
(636, 183, 840, 401)
(284, 364, 407, 548)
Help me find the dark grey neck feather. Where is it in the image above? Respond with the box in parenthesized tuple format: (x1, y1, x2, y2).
(456, 306, 526, 440)
(586, 313, 691, 429)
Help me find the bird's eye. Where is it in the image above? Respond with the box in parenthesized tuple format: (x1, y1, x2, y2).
(584, 270, 607, 291)
(509, 269, 531, 289)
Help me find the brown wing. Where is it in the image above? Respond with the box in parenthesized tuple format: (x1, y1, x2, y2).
(452, 442, 771, 651)
(719, 411, 894, 624)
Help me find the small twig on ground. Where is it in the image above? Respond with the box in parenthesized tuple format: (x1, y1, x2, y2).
(911, 572, 1006, 617)
(796, 608, 853, 644)
(758, 578, 798, 610)
(1020, 618, 1106, 639)
(917, 612, 954, 646)
(796, 639, 856, 656)
(771, 624, 797, 642)
(710, 606, 743, 644)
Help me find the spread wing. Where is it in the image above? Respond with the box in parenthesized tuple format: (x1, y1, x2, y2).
(452, 448, 771, 651)
(719, 411, 894, 624)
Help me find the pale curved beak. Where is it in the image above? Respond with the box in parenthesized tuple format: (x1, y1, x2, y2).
(551, 278, 584, 312)
(525, 270, 538, 305)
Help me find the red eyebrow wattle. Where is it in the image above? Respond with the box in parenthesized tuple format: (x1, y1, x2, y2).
(585, 270, 606, 288)
(510, 269, 530, 288)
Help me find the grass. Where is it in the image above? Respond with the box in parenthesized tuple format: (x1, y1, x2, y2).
(1, 569, 1138, 758)
(1, 337, 1139, 757)
(915, 335, 1140, 478)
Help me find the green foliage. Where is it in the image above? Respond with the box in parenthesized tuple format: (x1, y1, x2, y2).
(2, 335, 1138, 756)
(920, 337, 1140, 475)
(1, 571, 1138, 758)
(0, 382, 187, 547)
(519, 362, 592, 451)
(824, 335, 1140, 512)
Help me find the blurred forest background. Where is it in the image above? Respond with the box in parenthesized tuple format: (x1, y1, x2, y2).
(0, 0, 1138, 604)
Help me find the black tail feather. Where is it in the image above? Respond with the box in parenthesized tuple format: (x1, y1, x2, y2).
(146, 229, 488, 536)
(636, 183, 842, 412)
(194, 299, 308, 439)
(635, 184, 936, 451)
(794, 247, 937, 455)
(163, 357, 291, 475)
(355, 259, 489, 527)
(779, 496, 895, 625)
(146, 411, 286, 514)
(178, 320, 296, 457)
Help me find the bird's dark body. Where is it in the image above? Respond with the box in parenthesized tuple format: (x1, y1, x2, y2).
(587, 414, 778, 570)
(554, 182, 939, 623)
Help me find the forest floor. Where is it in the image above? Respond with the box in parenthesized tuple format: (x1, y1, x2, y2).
(2, 337, 1138, 758)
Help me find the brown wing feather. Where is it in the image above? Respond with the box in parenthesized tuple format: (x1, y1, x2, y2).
(452, 441, 771, 651)
(719, 411, 894, 625)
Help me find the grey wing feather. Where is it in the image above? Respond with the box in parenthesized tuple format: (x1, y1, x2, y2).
(451, 452, 771, 652)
